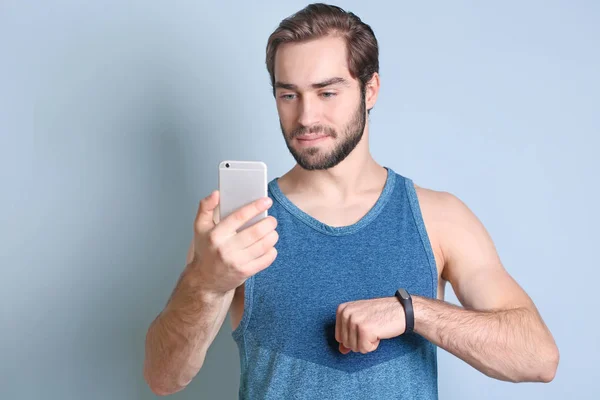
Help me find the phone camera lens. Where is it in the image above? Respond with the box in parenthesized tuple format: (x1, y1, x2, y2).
(225, 163, 230, 168)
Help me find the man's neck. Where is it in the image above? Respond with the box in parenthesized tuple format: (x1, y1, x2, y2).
(279, 152, 387, 203)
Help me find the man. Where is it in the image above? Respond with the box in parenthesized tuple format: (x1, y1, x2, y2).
(143, 3, 559, 398)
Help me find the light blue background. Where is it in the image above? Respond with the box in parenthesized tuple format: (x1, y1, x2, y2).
(1, 1, 598, 399)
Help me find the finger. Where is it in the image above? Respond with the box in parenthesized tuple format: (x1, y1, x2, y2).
(231, 230, 279, 267)
(335, 313, 341, 345)
(342, 315, 350, 351)
(357, 327, 366, 354)
(339, 342, 351, 354)
(195, 190, 219, 233)
(358, 328, 377, 354)
(213, 196, 273, 236)
(244, 247, 278, 276)
(213, 203, 220, 224)
(336, 306, 344, 346)
(350, 324, 359, 352)
(225, 216, 278, 252)
(370, 339, 380, 352)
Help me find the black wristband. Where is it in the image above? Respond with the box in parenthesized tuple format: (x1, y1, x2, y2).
(395, 289, 414, 334)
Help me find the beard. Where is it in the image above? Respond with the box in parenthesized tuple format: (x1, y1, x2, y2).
(280, 91, 367, 171)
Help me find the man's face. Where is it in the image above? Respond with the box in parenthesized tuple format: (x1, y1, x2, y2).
(273, 36, 366, 171)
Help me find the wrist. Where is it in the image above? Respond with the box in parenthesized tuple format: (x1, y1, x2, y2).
(164, 285, 227, 327)
(395, 288, 414, 334)
(166, 272, 225, 316)
(180, 259, 229, 300)
(410, 295, 429, 334)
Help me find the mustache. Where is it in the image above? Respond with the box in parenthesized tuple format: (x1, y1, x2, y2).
(290, 125, 337, 139)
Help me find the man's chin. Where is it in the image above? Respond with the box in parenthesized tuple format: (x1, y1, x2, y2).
(297, 163, 330, 171)
(285, 141, 339, 170)
(294, 155, 341, 171)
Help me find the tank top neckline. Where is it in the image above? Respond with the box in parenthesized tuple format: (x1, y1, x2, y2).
(268, 166, 397, 236)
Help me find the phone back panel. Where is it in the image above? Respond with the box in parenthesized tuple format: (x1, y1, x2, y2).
(218, 160, 268, 232)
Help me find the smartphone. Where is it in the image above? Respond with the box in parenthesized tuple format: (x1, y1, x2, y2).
(218, 160, 268, 232)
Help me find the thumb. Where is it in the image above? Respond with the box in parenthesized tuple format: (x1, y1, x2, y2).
(370, 339, 380, 352)
(195, 190, 220, 233)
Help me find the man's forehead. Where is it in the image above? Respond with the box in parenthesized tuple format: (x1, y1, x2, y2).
(274, 36, 352, 86)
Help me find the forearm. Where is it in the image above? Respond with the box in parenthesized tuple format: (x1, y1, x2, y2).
(144, 263, 234, 395)
(412, 296, 559, 383)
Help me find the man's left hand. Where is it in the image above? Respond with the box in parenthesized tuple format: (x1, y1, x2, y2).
(335, 296, 406, 354)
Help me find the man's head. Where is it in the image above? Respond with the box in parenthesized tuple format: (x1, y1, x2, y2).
(266, 3, 380, 170)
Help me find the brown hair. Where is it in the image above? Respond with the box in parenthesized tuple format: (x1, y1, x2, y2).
(266, 3, 379, 96)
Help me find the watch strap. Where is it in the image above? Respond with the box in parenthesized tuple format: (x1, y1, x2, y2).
(395, 288, 414, 334)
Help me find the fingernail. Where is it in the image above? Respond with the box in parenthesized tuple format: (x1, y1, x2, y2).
(263, 197, 272, 206)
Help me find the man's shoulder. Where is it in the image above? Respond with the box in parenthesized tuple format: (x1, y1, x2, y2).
(411, 183, 476, 254)
(412, 183, 465, 215)
(412, 181, 492, 267)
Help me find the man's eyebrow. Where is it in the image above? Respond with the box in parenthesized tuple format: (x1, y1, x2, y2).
(274, 77, 350, 90)
(312, 77, 350, 88)
(274, 81, 297, 90)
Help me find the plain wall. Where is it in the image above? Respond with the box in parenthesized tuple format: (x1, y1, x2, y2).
(1, 1, 598, 399)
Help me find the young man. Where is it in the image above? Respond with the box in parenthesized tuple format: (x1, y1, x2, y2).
(144, 4, 559, 398)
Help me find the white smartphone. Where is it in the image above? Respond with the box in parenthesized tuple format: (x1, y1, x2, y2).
(218, 160, 268, 232)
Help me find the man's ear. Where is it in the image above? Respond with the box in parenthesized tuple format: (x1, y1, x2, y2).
(365, 72, 381, 111)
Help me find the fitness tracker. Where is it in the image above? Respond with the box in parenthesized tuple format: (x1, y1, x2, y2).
(395, 288, 414, 334)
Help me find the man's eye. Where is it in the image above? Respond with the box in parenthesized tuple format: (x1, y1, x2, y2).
(321, 92, 337, 98)
(280, 94, 296, 100)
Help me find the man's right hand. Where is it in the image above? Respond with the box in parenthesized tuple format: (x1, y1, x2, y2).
(189, 190, 278, 296)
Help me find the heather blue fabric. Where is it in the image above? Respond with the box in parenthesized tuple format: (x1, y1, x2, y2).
(232, 167, 439, 399)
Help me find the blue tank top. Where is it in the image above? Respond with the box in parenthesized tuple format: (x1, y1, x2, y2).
(232, 167, 439, 399)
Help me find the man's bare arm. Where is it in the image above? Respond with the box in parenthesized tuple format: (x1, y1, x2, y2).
(143, 192, 277, 395)
(415, 188, 559, 383)
(143, 242, 235, 396)
(412, 295, 556, 382)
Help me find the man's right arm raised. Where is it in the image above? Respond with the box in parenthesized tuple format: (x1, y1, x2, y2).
(143, 191, 278, 396)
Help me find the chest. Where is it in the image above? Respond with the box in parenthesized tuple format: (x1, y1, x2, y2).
(251, 223, 436, 326)
(284, 193, 382, 228)
(235, 229, 437, 372)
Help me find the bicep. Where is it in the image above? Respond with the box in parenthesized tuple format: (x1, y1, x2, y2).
(439, 194, 533, 311)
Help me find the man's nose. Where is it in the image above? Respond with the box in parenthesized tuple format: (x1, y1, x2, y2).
(297, 96, 321, 128)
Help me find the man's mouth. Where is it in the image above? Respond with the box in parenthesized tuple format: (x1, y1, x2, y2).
(296, 135, 329, 141)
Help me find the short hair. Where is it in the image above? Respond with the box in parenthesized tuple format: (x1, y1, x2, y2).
(266, 3, 379, 95)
